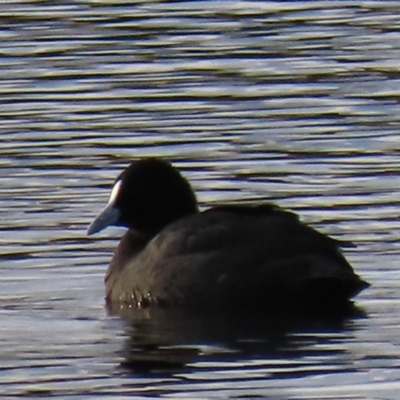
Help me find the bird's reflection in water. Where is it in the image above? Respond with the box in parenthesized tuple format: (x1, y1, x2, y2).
(106, 302, 367, 373)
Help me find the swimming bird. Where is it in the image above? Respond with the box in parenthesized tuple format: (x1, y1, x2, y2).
(88, 158, 369, 310)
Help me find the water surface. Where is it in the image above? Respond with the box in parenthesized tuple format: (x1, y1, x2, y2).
(1, 1, 400, 398)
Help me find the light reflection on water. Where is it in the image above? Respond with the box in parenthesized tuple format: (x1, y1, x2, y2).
(1, 1, 400, 398)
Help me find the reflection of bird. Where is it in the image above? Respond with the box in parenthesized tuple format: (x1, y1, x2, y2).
(88, 158, 369, 310)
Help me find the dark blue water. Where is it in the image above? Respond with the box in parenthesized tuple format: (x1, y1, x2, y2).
(1, 1, 400, 398)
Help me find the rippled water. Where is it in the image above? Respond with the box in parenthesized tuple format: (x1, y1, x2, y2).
(1, 1, 400, 398)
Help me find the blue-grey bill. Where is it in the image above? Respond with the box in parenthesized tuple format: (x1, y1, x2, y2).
(87, 204, 120, 236)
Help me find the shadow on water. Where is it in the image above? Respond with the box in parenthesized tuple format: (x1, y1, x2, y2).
(106, 302, 367, 374)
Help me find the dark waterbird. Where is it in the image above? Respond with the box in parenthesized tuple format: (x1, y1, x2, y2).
(88, 158, 369, 311)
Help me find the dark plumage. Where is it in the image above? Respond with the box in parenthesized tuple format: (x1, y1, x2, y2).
(88, 158, 369, 310)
